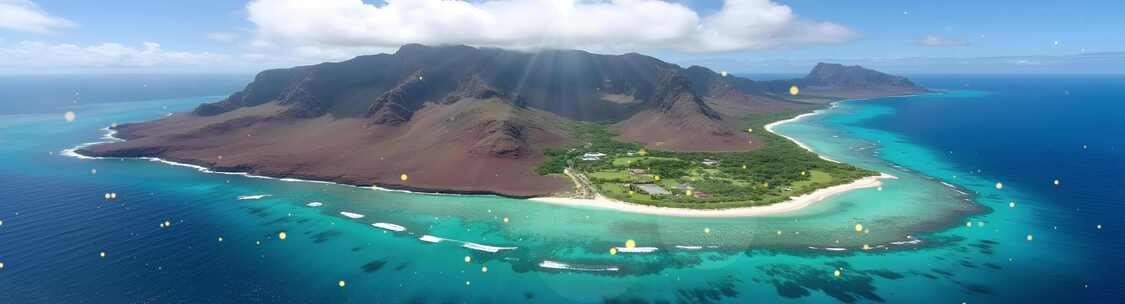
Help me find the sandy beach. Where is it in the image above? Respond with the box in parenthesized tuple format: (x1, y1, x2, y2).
(531, 106, 898, 217)
(530, 173, 895, 217)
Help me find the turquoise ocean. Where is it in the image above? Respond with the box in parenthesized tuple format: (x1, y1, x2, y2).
(0, 75, 1121, 303)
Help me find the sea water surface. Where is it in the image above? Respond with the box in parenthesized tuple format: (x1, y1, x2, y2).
(0, 75, 1122, 303)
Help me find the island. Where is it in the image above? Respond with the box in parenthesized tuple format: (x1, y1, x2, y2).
(78, 44, 926, 213)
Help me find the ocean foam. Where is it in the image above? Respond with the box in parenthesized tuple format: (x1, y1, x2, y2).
(674, 245, 703, 250)
(305, 202, 323, 207)
(614, 246, 658, 253)
(372, 222, 406, 232)
(462, 242, 517, 253)
(538, 260, 620, 272)
(419, 235, 443, 243)
(339, 211, 365, 219)
(237, 194, 270, 200)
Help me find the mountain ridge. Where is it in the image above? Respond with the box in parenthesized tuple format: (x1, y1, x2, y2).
(80, 44, 926, 197)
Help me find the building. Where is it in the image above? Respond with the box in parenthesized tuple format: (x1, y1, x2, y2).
(581, 152, 607, 161)
(701, 159, 720, 166)
(636, 184, 671, 196)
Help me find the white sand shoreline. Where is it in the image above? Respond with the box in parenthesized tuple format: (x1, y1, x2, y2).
(532, 102, 899, 217)
(530, 173, 895, 217)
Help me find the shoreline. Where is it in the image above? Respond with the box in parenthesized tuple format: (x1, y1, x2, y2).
(531, 173, 895, 218)
(763, 102, 842, 163)
(62, 127, 509, 199)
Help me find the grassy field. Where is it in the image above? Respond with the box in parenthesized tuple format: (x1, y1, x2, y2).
(535, 110, 878, 209)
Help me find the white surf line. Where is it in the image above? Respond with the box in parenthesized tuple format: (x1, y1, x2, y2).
(462, 242, 518, 253)
(675, 245, 704, 250)
(305, 202, 324, 207)
(60, 126, 483, 198)
(237, 194, 270, 200)
(419, 235, 443, 243)
(339, 211, 365, 219)
(538, 260, 620, 272)
(371, 222, 406, 232)
(613, 246, 659, 253)
(415, 234, 517, 253)
(763, 103, 842, 164)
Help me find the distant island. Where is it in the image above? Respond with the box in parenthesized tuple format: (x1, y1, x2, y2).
(79, 44, 926, 212)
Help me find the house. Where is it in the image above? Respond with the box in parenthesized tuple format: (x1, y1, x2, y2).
(701, 159, 720, 166)
(581, 152, 607, 161)
(692, 191, 712, 199)
(636, 184, 671, 196)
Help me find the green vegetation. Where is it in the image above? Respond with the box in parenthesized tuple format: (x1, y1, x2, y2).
(535, 110, 878, 209)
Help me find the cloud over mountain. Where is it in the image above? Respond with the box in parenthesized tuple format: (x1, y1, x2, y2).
(245, 0, 857, 60)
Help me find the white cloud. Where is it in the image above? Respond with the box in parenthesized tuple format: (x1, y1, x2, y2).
(245, 0, 857, 61)
(0, 0, 75, 33)
(917, 35, 969, 47)
(0, 40, 232, 73)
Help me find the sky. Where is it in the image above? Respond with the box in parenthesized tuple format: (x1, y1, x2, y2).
(1, 0, 1123, 75)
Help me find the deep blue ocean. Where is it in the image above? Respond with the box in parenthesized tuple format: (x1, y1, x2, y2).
(0, 74, 1122, 303)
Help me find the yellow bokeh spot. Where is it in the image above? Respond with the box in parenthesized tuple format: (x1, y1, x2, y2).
(503, 217, 509, 223)
(610, 247, 618, 255)
(625, 239, 636, 249)
(1026, 234, 1033, 241)
(854, 223, 864, 232)
(628, 190, 635, 195)
(464, 256, 472, 263)
(400, 174, 409, 181)
(704, 228, 711, 234)
(338, 280, 346, 288)
(278, 232, 287, 240)
(654, 175, 661, 181)
(481, 266, 489, 273)
(685, 190, 693, 197)
(637, 149, 648, 156)
(862, 244, 871, 250)
(801, 171, 807, 176)
(64, 111, 76, 122)
(789, 85, 800, 96)
(104, 193, 111, 200)
(742, 165, 747, 170)
(0, 262, 4, 269)
(995, 182, 1004, 190)
(99, 251, 106, 257)
(777, 230, 782, 235)
(834, 269, 841, 277)
(746, 128, 753, 133)
(720, 70, 729, 77)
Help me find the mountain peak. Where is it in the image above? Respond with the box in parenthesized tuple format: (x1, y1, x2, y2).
(804, 62, 919, 88)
